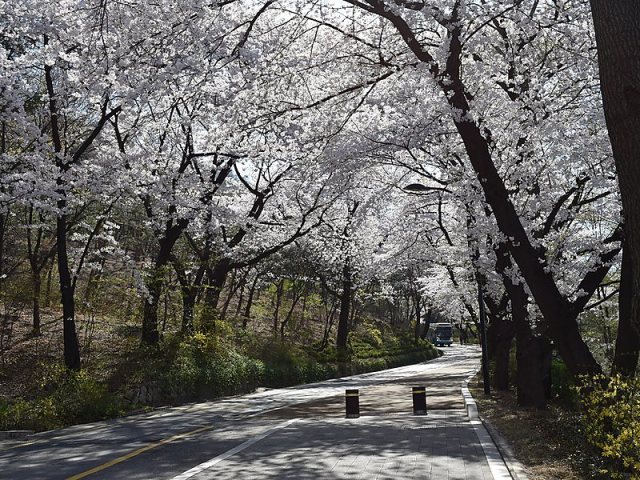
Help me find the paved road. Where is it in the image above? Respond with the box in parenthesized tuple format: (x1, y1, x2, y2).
(0, 344, 507, 479)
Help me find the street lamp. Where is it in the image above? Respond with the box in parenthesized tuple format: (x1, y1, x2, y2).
(403, 182, 491, 394)
(403, 183, 432, 192)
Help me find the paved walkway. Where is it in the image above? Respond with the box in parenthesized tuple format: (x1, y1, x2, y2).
(180, 413, 494, 480)
(171, 346, 510, 480)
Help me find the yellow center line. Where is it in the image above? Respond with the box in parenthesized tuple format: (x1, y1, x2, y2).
(0, 439, 39, 451)
(65, 424, 214, 480)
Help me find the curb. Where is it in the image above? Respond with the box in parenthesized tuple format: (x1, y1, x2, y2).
(461, 370, 529, 480)
(461, 368, 480, 420)
(481, 417, 530, 480)
(0, 430, 33, 440)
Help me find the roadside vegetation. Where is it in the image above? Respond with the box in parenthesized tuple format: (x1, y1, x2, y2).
(0, 292, 438, 432)
(472, 376, 589, 480)
(473, 354, 640, 479)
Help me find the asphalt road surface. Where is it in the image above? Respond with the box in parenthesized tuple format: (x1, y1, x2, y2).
(1, 344, 504, 479)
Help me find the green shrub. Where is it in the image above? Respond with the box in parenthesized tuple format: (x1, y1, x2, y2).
(256, 339, 337, 387)
(354, 323, 384, 349)
(0, 364, 124, 432)
(164, 333, 264, 399)
(0, 397, 58, 431)
(551, 359, 579, 408)
(576, 374, 640, 478)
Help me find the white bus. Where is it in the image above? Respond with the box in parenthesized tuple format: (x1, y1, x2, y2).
(427, 322, 453, 347)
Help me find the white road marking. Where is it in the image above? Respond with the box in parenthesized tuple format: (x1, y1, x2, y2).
(170, 418, 299, 480)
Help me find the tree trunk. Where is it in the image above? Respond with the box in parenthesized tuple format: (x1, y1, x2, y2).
(414, 299, 422, 344)
(421, 309, 432, 341)
(491, 314, 515, 391)
(510, 284, 547, 408)
(235, 278, 246, 317)
(454, 118, 600, 377)
(141, 233, 179, 345)
(142, 266, 163, 345)
(181, 287, 197, 335)
(45, 56, 80, 370)
(612, 239, 640, 375)
(590, 1, 640, 377)
(202, 260, 230, 330)
(32, 272, 42, 336)
(57, 213, 80, 370)
(45, 258, 54, 306)
(242, 274, 260, 329)
(280, 286, 303, 341)
(336, 264, 352, 350)
(300, 286, 308, 327)
(321, 294, 337, 350)
(272, 278, 284, 335)
(0, 211, 5, 281)
(220, 270, 238, 321)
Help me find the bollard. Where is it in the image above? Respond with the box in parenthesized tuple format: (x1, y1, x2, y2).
(345, 389, 360, 418)
(412, 386, 427, 415)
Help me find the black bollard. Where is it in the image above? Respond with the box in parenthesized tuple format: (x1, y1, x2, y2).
(345, 389, 360, 418)
(412, 386, 427, 415)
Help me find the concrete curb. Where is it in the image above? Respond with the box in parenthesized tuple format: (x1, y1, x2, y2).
(461, 369, 529, 480)
(481, 417, 530, 480)
(0, 430, 33, 440)
(461, 366, 481, 420)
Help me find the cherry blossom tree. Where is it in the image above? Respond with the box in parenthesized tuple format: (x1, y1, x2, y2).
(589, 1, 640, 377)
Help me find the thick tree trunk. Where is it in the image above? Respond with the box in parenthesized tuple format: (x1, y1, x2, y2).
(57, 213, 80, 370)
(491, 315, 515, 391)
(454, 16, 607, 379)
(171, 259, 206, 336)
(510, 284, 547, 408)
(141, 234, 179, 345)
(336, 264, 352, 350)
(495, 247, 546, 405)
(612, 240, 640, 375)
(359, 4, 602, 376)
(45, 56, 80, 370)
(590, 1, 640, 377)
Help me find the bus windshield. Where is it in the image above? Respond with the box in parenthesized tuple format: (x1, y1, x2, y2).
(436, 325, 452, 337)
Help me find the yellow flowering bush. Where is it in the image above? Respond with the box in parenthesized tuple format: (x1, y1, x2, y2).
(576, 374, 640, 478)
